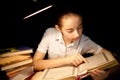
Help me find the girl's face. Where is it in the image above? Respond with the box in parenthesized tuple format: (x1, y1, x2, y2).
(56, 14, 83, 45)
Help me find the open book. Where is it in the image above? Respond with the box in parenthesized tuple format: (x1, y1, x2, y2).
(39, 52, 119, 80)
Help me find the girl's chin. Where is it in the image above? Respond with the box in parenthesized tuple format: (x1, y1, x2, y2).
(72, 39, 78, 42)
(72, 38, 79, 42)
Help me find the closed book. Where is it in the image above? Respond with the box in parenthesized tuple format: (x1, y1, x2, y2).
(0, 54, 31, 66)
(6, 63, 33, 78)
(1, 58, 33, 71)
(0, 46, 33, 58)
(9, 66, 34, 80)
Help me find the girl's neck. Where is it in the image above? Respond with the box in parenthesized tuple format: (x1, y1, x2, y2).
(63, 37, 73, 46)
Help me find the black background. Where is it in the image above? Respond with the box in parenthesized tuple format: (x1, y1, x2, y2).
(0, 0, 119, 55)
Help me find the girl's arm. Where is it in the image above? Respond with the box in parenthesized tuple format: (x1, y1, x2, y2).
(33, 51, 87, 71)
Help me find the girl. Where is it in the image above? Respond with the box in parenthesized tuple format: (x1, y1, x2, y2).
(33, 10, 118, 80)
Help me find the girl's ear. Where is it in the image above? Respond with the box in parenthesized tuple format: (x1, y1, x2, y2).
(55, 25, 61, 32)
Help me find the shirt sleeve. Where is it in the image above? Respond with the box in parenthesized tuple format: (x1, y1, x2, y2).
(36, 28, 51, 54)
(81, 35, 103, 55)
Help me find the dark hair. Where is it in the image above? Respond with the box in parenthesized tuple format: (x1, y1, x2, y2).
(54, 8, 83, 27)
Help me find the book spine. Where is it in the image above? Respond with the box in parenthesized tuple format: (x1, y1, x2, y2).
(1, 58, 33, 71)
(0, 49, 33, 57)
(0, 55, 31, 66)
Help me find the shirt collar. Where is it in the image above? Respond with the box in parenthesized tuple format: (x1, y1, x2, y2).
(55, 32, 64, 44)
(55, 32, 80, 47)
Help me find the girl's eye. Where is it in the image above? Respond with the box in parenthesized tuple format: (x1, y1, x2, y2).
(67, 30, 73, 33)
(78, 26, 82, 29)
(78, 27, 81, 29)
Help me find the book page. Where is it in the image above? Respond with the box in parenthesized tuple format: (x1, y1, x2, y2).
(42, 66, 77, 80)
(78, 53, 108, 73)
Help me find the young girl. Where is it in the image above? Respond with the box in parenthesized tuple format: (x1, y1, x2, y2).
(33, 10, 118, 80)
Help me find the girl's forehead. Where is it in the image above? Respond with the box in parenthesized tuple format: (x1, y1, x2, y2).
(62, 15, 82, 24)
(62, 13, 80, 18)
(62, 14, 82, 22)
(61, 16, 82, 29)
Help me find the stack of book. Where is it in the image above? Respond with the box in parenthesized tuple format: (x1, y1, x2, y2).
(0, 46, 33, 78)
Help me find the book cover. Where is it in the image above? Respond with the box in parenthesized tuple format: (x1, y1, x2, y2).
(0, 46, 33, 57)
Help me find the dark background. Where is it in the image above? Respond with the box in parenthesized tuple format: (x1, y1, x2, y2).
(0, 0, 120, 55)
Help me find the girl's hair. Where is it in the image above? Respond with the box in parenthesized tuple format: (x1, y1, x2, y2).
(54, 8, 83, 27)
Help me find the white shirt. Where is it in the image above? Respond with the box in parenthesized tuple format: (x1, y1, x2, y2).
(37, 28, 102, 59)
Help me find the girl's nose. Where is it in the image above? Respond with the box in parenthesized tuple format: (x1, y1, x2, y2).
(74, 30, 79, 38)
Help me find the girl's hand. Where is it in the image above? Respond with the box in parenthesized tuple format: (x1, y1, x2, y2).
(90, 69, 109, 80)
(66, 53, 88, 66)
